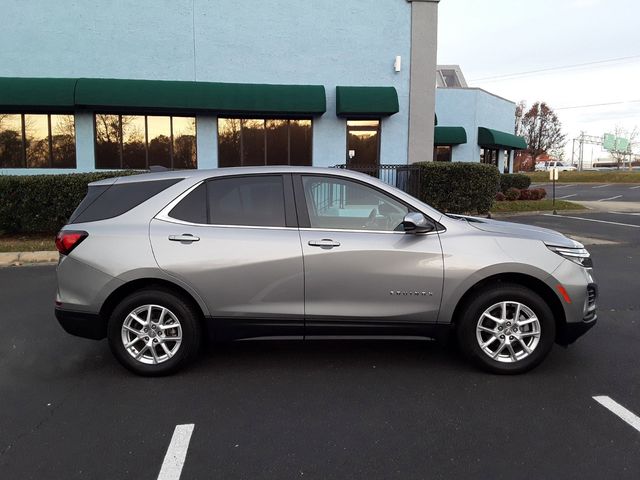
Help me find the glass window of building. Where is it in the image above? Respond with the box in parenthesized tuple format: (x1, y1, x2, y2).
(480, 148, 499, 166)
(95, 114, 197, 170)
(434, 146, 452, 162)
(0, 113, 76, 169)
(217, 118, 312, 167)
(172, 117, 197, 169)
(346, 120, 380, 168)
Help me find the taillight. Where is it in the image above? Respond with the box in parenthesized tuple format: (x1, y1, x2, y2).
(55, 230, 88, 255)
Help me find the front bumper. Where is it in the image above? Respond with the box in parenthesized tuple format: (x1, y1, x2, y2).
(55, 307, 106, 340)
(557, 316, 597, 346)
(556, 282, 598, 346)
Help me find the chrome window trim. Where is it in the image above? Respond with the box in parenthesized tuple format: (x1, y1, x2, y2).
(156, 178, 446, 235)
(299, 227, 442, 236)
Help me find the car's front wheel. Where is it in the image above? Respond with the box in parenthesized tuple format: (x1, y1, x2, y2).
(107, 288, 202, 376)
(457, 284, 556, 374)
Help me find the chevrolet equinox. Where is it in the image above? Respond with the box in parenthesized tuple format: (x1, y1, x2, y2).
(55, 167, 597, 375)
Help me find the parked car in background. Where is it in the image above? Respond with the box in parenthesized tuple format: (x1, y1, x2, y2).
(535, 161, 577, 172)
(55, 167, 597, 376)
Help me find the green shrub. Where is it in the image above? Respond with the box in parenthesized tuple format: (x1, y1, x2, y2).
(416, 162, 500, 214)
(500, 173, 531, 193)
(505, 187, 521, 201)
(0, 171, 141, 234)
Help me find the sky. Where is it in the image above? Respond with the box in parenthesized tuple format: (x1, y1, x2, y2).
(437, 0, 640, 160)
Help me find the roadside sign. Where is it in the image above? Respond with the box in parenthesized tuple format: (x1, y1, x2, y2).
(549, 168, 559, 181)
(603, 133, 616, 151)
(616, 137, 629, 152)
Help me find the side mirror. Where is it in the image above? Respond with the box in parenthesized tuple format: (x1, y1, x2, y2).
(402, 212, 435, 234)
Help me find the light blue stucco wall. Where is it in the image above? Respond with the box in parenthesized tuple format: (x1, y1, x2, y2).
(435, 88, 516, 169)
(0, 0, 414, 174)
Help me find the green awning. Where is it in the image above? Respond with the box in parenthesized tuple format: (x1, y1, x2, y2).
(434, 126, 467, 145)
(0, 77, 327, 115)
(336, 86, 399, 117)
(478, 127, 527, 150)
(75, 79, 326, 114)
(0, 77, 76, 110)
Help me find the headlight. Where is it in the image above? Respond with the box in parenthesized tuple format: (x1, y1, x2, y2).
(547, 245, 593, 268)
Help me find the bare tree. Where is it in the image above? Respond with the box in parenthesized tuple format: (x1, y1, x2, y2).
(514, 100, 526, 137)
(608, 125, 638, 170)
(518, 102, 567, 160)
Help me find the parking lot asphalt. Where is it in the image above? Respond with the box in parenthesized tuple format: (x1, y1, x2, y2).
(532, 182, 640, 203)
(1, 211, 639, 480)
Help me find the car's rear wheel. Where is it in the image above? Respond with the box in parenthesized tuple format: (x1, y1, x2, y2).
(107, 288, 202, 376)
(457, 284, 556, 374)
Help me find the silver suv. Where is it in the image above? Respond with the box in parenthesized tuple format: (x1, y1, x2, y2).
(55, 167, 597, 375)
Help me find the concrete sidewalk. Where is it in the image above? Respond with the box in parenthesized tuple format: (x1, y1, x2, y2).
(0, 251, 58, 267)
(576, 201, 640, 212)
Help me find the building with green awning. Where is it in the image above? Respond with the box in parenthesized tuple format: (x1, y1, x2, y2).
(434, 65, 527, 173)
(0, 0, 441, 175)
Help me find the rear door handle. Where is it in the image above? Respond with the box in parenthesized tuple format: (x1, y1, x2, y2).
(168, 234, 200, 243)
(308, 239, 341, 248)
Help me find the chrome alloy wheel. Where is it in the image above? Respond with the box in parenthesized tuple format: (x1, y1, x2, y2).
(121, 304, 183, 365)
(476, 301, 541, 364)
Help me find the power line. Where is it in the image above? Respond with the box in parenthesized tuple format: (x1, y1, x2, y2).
(556, 99, 640, 110)
(470, 55, 640, 82)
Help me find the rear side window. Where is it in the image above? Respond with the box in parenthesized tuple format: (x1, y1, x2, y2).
(167, 175, 286, 227)
(168, 183, 207, 224)
(69, 178, 182, 224)
(208, 176, 286, 227)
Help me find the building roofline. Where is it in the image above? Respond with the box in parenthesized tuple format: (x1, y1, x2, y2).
(436, 87, 516, 105)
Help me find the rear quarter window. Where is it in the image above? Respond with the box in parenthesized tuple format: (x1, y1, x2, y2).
(69, 178, 182, 224)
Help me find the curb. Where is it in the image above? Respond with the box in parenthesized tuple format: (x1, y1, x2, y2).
(0, 251, 58, 267)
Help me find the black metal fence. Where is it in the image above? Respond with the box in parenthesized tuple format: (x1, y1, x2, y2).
(333, 164, 423, 198)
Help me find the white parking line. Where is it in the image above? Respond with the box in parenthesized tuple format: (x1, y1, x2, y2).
(630, 185, 640, 190)
(557, 184, 575, 189)
(592, 184, 612, 189)
(543, 214, 640, 228)
(158, 424, 195, 480)
(558, 194, 577, 199)
(612, 212, 640, 216)
(597, 195, 623, 202)
(593, 396, 640, 433)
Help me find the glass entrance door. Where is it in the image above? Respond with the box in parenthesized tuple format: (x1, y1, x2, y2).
(346, 120, 380, 168)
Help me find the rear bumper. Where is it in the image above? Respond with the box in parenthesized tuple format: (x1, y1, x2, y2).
(55, 307, 106, 340)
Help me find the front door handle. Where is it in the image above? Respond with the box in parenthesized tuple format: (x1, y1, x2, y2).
(308, 239, 341, 249)
(169, 234, 200, 243)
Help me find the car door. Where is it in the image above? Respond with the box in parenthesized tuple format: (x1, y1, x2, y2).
(150, 173, 304, 336)
(294, 174, 444, 331)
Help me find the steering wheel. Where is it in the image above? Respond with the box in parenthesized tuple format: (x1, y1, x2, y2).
(364, 208, 378, 228)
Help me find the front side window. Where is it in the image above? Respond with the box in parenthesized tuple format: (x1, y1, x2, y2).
(168, 176, 287, 228)
(302, 176, 408, 232)
(0, 113, 76, 168)
(95, 114, 196, 170)
(217, 118, 312, 167)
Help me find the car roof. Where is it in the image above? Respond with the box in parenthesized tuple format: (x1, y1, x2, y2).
(89, 166, 377, 186)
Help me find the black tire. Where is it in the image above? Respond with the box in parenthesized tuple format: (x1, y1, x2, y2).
(457, 283, 556, 374)
(107, 287, 202, 376)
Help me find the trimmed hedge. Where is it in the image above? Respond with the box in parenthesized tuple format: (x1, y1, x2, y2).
(500, 173, 531, 193)
(417, 162, 500, 214)
(0, 171, 141, 234)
